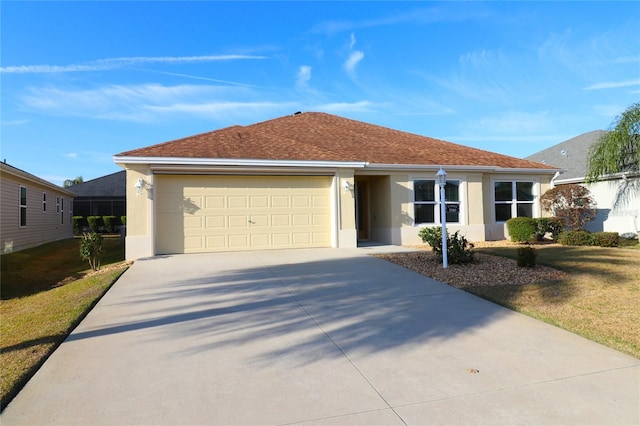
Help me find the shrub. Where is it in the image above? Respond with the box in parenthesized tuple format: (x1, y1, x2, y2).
(517, 246, 537, 267)
(535, 217, 565, 241)
(102, 216, 118, 233)
(79, 232, 103, 271)
(87, 216, 103, 233)
(540, 184, 596, 231)
(593, 232, 619, 247)
(558, 230, 594, 246)
(506, 217, 537, 243)
(120, 216, 127, 226)
(72, 216, 85, 235)
(418, 227, 475, 265)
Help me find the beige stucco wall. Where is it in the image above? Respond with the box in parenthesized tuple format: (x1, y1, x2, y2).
(123, 165, 155, 260)
(337, 169, 357, 248)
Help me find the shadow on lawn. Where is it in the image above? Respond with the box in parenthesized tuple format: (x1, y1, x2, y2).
(0, 237, 125, 300)
(64, 251, 515, 365)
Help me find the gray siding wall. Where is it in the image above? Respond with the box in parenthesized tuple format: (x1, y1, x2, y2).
(2, 175, 74, 253)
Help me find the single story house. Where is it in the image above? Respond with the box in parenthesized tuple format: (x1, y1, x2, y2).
(114, 112, 558, 260)
(526, 130, 639, 236)
(68, 170, 126, 218)
(1, 161, 75, 253)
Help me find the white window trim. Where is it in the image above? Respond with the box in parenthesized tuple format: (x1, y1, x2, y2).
(60, 197, 64, 224)
(19, 186, 27, 227)
(43, 192, 47, 213)
(492, 179, 538, 223)
(56, 196, 60, 214)
(411, 177, 464, 226)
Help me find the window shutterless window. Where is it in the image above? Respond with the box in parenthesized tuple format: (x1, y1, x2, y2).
(494, 181, 534, 222)
(61, 198, 64, 224)
(43, 192, 47, 212)
(20, 186, 27, 227)
(56, 196, 60, 214)
(414, 179, 461, 224)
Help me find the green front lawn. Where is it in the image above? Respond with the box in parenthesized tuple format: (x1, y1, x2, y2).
(0, 237, 128, 409)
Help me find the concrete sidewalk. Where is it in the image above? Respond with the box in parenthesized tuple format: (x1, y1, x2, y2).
(2, 248, 639, 425)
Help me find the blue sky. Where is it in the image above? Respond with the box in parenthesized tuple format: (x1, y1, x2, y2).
(1, 1, 639, 186)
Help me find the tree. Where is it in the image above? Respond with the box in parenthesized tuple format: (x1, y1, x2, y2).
(587, 103, 640, 180)
(63, 176, 83, 188)
(540, 184, 596, 231)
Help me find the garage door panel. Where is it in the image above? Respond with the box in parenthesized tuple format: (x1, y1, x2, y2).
(156, 175, 331, 254)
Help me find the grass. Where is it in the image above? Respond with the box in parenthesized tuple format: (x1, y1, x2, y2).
(472, 242, 640, 359)
(0, 237, 128, 410)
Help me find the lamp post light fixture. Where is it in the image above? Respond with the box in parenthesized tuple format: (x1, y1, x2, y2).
(436, 167, 448, 268)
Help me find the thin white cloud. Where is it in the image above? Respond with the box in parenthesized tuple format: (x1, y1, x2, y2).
(349, 33, 357, 50)
(344, 51, 364, 77)
(19, 83, 296, 123)
(64, 153, 78, 159)
(0, 54, 267, 74)
(584, 79, 640, 90)
(1, 119, 29, 126)
(296, 66, 312, 88)
(316, 101, 374, 113)
(462, 110, 554, 135)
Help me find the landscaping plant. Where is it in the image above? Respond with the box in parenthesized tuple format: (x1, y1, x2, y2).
(540, 184, 597, 231)
(102, 216, 118, 233)
(86, 216, 103, 233)
(418, 227, 475, 264)
(517, 246, 537, 267)
(506, 217, 537, 243)
(80, 232, 104, 271)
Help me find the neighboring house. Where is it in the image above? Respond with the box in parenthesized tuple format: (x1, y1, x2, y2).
(114, 112, 558, 260)
(68, 171, 126, 218)
(526, 130, 639, 236)
(0, 161, 75, 253)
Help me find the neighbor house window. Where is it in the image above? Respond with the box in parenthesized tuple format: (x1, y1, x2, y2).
(20, 186, 27, 227)
(414, 179, 461, 224)
(494, 181, 535, 222)
(56, 196, 60, 214)
(43, 192, 47, 212)
(60, 198, 64, 224)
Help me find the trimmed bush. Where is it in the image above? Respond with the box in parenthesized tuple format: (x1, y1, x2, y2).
(506, 217, 537, 243)
(120, 216, 127, 226)
(102, 216, 118, 233)
(517, 246, 537, 267)
(87, 216, 103, 233)
(418, 227, 475, 265)
(594, 232, 619, 247)
(558, 230, 594, 246)
(72, 216, 85, 235)
(535, 217, 565, 241)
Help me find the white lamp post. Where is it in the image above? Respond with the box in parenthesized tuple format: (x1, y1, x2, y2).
(436, 168, 448, 268)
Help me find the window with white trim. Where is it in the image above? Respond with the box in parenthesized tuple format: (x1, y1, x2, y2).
(494, 181, 535, 222)
(20, 186, 27, 227)
(414, 179, 461, 224)
(56, 196, 60, 214)
(60, 197, 64, 224)
(43, 192, 47, 212)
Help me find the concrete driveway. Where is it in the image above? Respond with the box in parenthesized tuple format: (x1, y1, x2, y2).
(2, 248, 639, 425)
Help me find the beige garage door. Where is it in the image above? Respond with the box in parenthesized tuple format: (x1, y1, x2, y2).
(156, 175, 332, 254)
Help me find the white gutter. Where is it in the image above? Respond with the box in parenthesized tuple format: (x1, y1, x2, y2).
(365, 163, 561, 174)
(113, 156, 368, 169)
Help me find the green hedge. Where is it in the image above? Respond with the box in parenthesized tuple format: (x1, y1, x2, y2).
(594, 232, 619, 247)
(87, 216, 103, 233)
(72, 216, 85, 235)
(102, 216, 118, 233)
(506, 217, 537, 243)
(558, 230, 620, 247)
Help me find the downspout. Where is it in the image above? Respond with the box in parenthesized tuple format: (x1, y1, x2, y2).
(550, 171, 561, 188)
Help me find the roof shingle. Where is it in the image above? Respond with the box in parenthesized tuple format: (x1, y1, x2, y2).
(116, 112, 554, 170)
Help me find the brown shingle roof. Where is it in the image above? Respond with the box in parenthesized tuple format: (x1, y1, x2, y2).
(116, 112, 554, 169)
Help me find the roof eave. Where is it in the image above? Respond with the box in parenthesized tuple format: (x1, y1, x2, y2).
(365, 163, 560, 174)
(113, 156, 368, 169)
